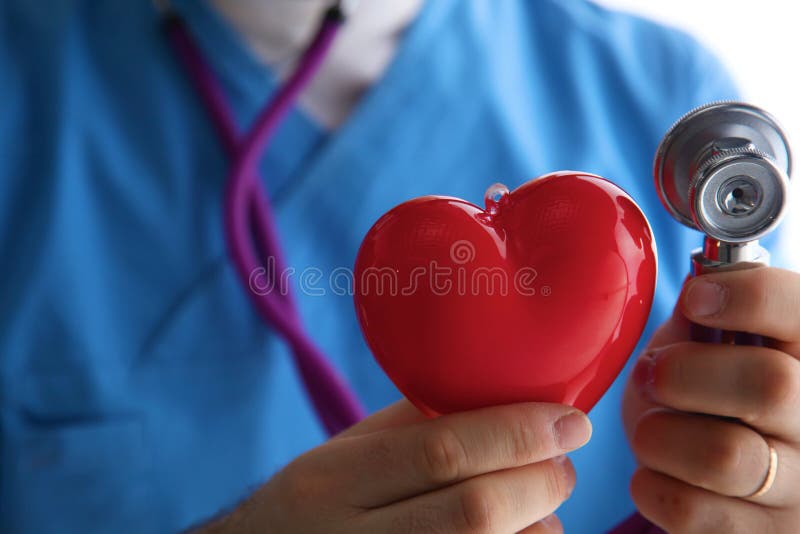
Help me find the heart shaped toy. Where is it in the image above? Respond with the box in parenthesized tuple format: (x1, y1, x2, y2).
(354, 172, 657, 415)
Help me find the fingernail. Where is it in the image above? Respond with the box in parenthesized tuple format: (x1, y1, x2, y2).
(685, 279, 727, 317)
(541, 514, 560, 529)
(552, 455, 576, 493)
(632, 351, 658, 399)
(554, 412, 591, 450)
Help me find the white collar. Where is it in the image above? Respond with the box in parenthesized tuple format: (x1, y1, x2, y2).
(210, 0, 424, 129)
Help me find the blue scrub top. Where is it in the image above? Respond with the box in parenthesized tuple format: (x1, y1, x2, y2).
(2, 0, 768, 532)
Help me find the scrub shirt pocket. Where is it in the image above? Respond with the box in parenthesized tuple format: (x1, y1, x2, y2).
(4, 415, 155, 534)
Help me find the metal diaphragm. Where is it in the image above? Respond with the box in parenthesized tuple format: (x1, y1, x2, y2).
(654, 102, 792, 242)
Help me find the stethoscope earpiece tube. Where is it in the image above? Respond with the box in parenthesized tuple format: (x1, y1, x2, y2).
(164, 6, 365, 435)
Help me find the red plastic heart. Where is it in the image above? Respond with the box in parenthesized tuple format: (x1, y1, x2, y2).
(354, 172, 657, 415)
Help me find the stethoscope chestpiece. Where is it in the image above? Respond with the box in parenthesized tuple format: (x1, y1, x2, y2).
(654, 101, 792, 243)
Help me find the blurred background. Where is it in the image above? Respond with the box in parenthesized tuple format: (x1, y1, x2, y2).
(598, 0, 799, 268)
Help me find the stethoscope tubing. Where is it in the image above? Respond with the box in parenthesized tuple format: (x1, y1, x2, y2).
(164, 6, 365, 436)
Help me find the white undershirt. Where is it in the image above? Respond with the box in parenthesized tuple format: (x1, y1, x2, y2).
(210, 0, 424, 129)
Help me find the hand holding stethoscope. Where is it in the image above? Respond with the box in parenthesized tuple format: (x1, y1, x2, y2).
(622, 104, 800, 532)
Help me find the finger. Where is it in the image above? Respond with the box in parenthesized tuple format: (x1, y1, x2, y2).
(334, 398, 427, 439)
(632, 409, 800, 507)
(518, 514, 564, 533)
(304, 402, 591, 508)
(622, 299, 691, 440)
(680, 267, 800, 345)
(357, 457, 574, 534)
(631, 467, 772, 534)
(632, 342, 800, 440)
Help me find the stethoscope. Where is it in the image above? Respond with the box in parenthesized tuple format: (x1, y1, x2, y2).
(159, 1, 365, 436)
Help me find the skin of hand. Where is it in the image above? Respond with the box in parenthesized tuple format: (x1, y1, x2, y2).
(623, 267, 800, 533)
(195, 400, 592, 534)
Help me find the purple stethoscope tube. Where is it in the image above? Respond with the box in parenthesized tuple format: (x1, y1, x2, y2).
(162, 4, 365, 436)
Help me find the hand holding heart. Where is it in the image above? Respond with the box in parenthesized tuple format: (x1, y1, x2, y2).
(622, 267, 800, 533)
(198, 400, 591, 533)
(200, 173, 654, 533)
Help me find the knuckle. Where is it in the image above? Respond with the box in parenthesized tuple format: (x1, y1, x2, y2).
(363, 432, 394, 466)
(420, 425, 468, 484)
(747, 269, 773, 316)
(727, 268, 777, 325)
(456, 481, 501, 533)
(715, 512, 739, 534)
(542, 460, 570, 503)
(507, 412, 547, 464)
(664, 490, 704, 533)
(630, 410, 663, 459)
(756, 355, 800, 414)
(702, 433, 744, 482)
(277, 459, 324, 511)
(631, 469, 710, 534)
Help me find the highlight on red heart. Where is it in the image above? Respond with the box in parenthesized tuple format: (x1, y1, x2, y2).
(353, 172, 658, 416)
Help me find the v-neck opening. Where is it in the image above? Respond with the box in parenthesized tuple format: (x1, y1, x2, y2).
(267, 0, 456, 204)
(167, 0, 454, 204)
(170, 0, 278, 109)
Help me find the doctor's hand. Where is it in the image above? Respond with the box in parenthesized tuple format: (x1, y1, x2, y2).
(622, 267, 800, 533)
(197, 400, 591, 534)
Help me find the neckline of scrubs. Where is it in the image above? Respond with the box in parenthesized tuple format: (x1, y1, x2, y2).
(167, 0, 458, 205)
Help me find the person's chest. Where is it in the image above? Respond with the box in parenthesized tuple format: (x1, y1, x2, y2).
(0, 0, 698, 377)
(0, 1, 719, 533)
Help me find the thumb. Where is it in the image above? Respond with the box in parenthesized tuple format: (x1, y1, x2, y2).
(333, 398, 428, 440)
